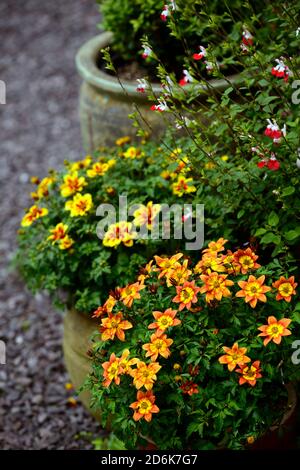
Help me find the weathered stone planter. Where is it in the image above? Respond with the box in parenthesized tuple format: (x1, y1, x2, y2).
(75, 32, 164, 151)
(63, 308, 100, 420)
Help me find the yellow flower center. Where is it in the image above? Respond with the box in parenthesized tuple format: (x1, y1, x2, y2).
(138, 399, 152, 414)
(239, 255, 253, 268)
(246, 282, 261, 295)
(266, 323, 284, 338)
(158, 316, 173, 328)
(110, 320, 119, 329)
(180, 287, 194, 303)
(278, 283, 293, 296)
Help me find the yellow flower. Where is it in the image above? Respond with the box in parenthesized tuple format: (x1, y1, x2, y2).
(69, 155, 92, 172)
(103, 221, 136, 248)
(172, 176, 196, 197)
(87, 162, 109, 178)
(130, 361, 161, 390)
(65, 193, 93, 217)
(123, 146, 140, 159)
(21, 205, 48, 227)
(221, 155, 229, 161)
(60, 171, 87, 197)
(205, 162, 216, 169)
(115, 136, 131, 146)
(32, 176, 54, 200)
(59, 235, 74, 250)
(47, 223, 68, 244)
(133, 201, 161, 230)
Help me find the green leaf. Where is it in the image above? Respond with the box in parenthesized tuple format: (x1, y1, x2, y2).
(268, 212, 279, 227)
(260, 232, 281, 245)
(282, 186, 295, 197)
(284, 230, 300, 241)
(254, 228, 267, 236)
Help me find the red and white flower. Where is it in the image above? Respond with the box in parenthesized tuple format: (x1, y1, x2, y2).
(242, 29, 253, 46)
(136, 79, 148, 93)
(179, 69, 193, 86)
(142, 45, 152, 59)
(161, 2, 175, 21)
(150, 98, 168, 112)
(264, 119, 286, 143)
(257, 153, 280, 171)
(193, 45, 207, 61)
(271, 58, 292, 82)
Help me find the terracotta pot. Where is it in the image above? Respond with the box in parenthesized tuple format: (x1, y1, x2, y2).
(63, 308, 101, 420)
(75, 32, 241, 151)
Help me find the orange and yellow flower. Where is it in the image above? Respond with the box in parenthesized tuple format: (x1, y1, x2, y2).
(60, 171, 87, 197)
(21, 205, 48, 227)
(130, 390, 159, 422)
(233, 248, 261, 274)
(143, 333, 173, 361)
(236, 361, 262, 387)
(133, 201, 161, 230)
(59, 235, 74, 250)
(154, 253, 183, 278)
(87, 162, 109, 178)
(218, 343, 251, 371)
(102, 353, 122, 387)
(100, 312, 133, 342)
(47, 222, 68, 243)
(202, 238, 228, 255)
(199, 272, 234, 302)
(194, 253, 226, 275)
(272, 276, 297, 302)
(116, 136, 131, 146)
(172, 281, 200, 311)
(120, 282, 145, 308)
(69, 155, 92, 172)
(180, 381, 199, 396)
(257, 316, 292, 346)
(103, 221, 136, 248)
(65, 193, 93, 217)
(92, 295, 117, 318)
(119, 349, 139, 374)
(31, 176, 54, 200)
(166, 259, 192, 286)
(130, 361, 161, 390)
(138, 260, 156, 283)
(148, 308, 181, 334)
(236, 275, 271, 308)
(172, 176, 196, 197)
(123, 146, 140, 159)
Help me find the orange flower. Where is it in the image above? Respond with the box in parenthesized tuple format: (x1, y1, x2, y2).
(233, 248, 261, 274)
(221, 250, 240, 275)
(47, 223, 68, 243)
(100, 312, 133, 341)
(60, 171, 87, 197)
(180, 381, 199, 395)
(257, 316, 292, 346)
(199, 272, 234, 302)
(236, 361, 262, 387)
(130, 390, 159, 422)
(154, 253, 183, 278)
(102, 353, 122, 387)
(172, 281, 200, 311)
(148, 308, 181, 334)
(120, 282, 145, 308)
(272, 276, 297, 302)
(236, 275, 271, 308)
(130, 361, 161, 390)
(92, 295, 117, 318)
(202, 238, 228, 255)
(218, 342, 251, 371)
(138, 260, 156, 283)
(166, 259, 192, 286)
(143, 333, 173, 361)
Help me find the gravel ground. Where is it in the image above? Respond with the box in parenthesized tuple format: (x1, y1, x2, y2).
(0, 0, 106, 449)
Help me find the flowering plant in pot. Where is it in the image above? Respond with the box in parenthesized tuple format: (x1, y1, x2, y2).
(86, 238, 299, 449)
(16, 138, 199, 313)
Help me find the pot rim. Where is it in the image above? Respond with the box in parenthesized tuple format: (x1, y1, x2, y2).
(75, 32, 242, 99)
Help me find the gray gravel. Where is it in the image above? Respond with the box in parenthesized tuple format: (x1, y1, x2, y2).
(0, 0, 106, 449)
